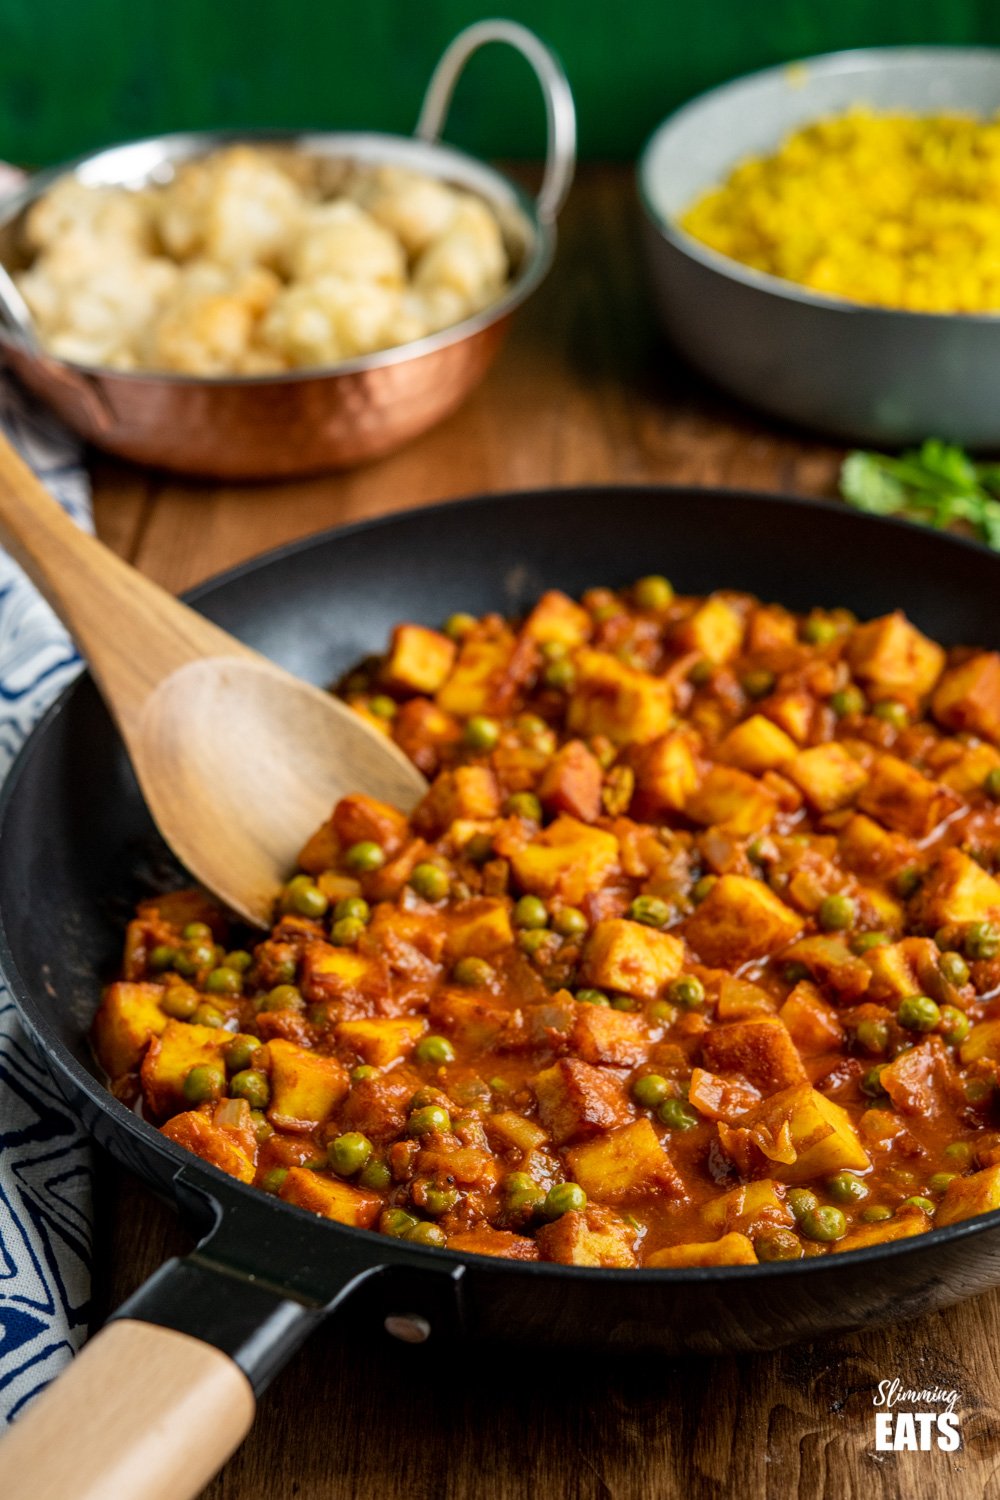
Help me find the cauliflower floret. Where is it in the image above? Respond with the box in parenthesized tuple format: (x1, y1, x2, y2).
(259, 275, 402, 366)
(140, 262, 281, 375)
(287, 200, 406, 285)
(20, 255, 179, 367)
(412, 193, 507, 314)
(155, 146, 303, 268)
(24, 178, 154, 257)
(353, 166, 460, 256)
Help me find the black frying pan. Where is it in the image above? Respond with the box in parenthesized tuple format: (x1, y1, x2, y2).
(4, 486, 1000, 1495)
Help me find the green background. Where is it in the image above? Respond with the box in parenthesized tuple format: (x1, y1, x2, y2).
(2, 0, 1000, 167)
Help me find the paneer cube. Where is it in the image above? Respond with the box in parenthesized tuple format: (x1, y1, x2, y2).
(763, 692, 816, 745)
(837, 813, 915, 880)
(538, 739, 603, 823)
(716, 715, 798, 774)
(878, 1039, 942, 1118)
(778, 982, 844, 1055)
(857, 755, 956, 838)
(279, 1166, 381, 1227)
(522, 589, 591, 646)
(936, 1164, 1000, 1227)
(685, 765, 777, 835)
(864, 937, 939, 1003)
(484, 1112, 549, 1154)
(913, 848, 1000, 928)
(266, 1038, 349, 1132)
(417, 1147, 498, 1188)
(959, 1019, 1000, 1065)
(845, 611, 944, 703)
(381, 623, 456, 694)
(570, 1005, 649, 1067)
(580, 918, 685, 1001)
(936, 741, 1000, 797)
(701, 1178, 794, 1236)
(416, 765, 500, 834)
(332, 793, 409, 855)
(533, 1057, 630, 1145)
(682, 875, 803, 967)
(785, 743, 869, 813)
(392, 697, 461, 776)
(505, 815, 620, 906)
(647, 1233, 758, 1268)
(932, 652, 1000, 743)
(300, 943, 387, 1005)
(92, 981, 168, 1078)
(297, 818, 341, 875)
(674, 596, 745, 663)
(782, 935, 871, 1000)
(836, 1211, 928, 1252)
(448, 1227, 540, 1260)
(701, 1017, 806, 1095)
(567, 649, 673, 746)
(140, 1021, 237, 1118)
(160, 1109, 255, 1184)
(747, 604, 799, 656)
(729, 1083, 870, 1182)
(632, 731, 702, 817)
(436, 624, 521, 716)
(566, 1118, 684, 1202)
(428, 990, 511, 1048)
(715, 976, 776, 1021)
(334, 1017, 426, 1066)
(444, 899, 514, 960)
(536, 1205, 637, 1267)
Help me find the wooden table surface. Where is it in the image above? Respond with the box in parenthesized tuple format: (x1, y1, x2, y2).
(90, 165, 999, 1500)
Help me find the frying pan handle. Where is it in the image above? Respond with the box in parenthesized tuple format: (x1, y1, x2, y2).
(416, 19, 577, 222)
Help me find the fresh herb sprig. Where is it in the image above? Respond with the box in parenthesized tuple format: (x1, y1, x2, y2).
(839, 438, 1000, 550)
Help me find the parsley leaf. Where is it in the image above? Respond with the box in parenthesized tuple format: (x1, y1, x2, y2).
(839, 439, 1000, 549)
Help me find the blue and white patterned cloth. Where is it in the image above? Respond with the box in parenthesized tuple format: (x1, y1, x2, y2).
(0, 376, 93, 1425)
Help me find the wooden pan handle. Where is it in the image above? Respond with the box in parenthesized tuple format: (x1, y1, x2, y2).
(0, 1319, 255, 1500)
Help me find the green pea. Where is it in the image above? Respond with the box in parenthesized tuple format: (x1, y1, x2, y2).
(688, 659, 713, 687)
(634, 575, 673, 611)
(271, 955, 297, 985)
(827, 1172, 869, 1204)
(691, 875, 717, 904)
(543, 659, 576, 691)
(224, 949, 253, 973)
(381, 1208, 419, 1238)
(368, 694, 397, 720)
(415, 1035, 456, 1067)
(328, 1132, 373, 1176)
(818, 893, 856, 932)
(410, 1087, 447, 1110)
(576, 988, 610, 1006)
(351, 1065, 378, 1082)
(250, 1111, 273, 1143)
(647, 999, 675, 1022)
(516, 713, 548, 741)
(985, 768, 1000, 801)
(755, 1230, 804, 1262)
(205, 965, 243, 996)
(669, 975, 705, 1010)
(505, 791, 542, 822)
(658, 1098, 698, 1130)
(628, 895, 671, 929)
(862, 1064, 888, 1097)
(224, 1036, 261, 1073)
(873, 700, 908, 730)
(513, 895, 549, 930)
(803, 617, 838, 646)
(344, 841, 385, 873)
(160, 985, 199, 1020)
(409, 863, 451, 902)
(149, 944, 176, 972)
(632, 1073, 671, 1108)
(192, 1003, 224, 1028)
(463, 832, 495, 865)
(940, 1005, 971, 1045)
(746, 837, 767, 865)
(543, 1182, 587, 1219)
(229, 1069, 270, 1109)
(966, 920, 1000, 960)
(611, 994, 638, 1011)
(939, 951, 970, 987)
(331, 916, 365, 946)
(800, 1206, 847, 1242)
(928, 1172, 957, 1195)
(945, 1141, 973, 1166)
(183, 922, 214, 942)
(860, 1204, 892, 1223)
(259, 984, 305, 1013)
(856, 1018, 889, 1054)
(261, 1167, 289, 1195)
(174, 942, 215, 977)
(333, 897, 370, 925)
(505, 1172, 546, 1217)
(283, 874, 329, 918)
(452, 956, 494, 987)
(900, 1196, 935, 1215)
(409, 1105, 451, 1137)
(831, 685, 865, 718)
(552, 907, 587, 938)
(740, 667, 775, 701)
(403, 1221, 448, 1248)
(897, 994, 941, 1032)
(895, 867, 922, 899)
(422, 1185, 460, 1217)
(787, 1188, 819, 1222)
(464, 715, 500, 752)
(782, 961, 812, 985)
(444, 612, 477, 640)
(359, 1158, 392, 1191)
(852, 932, 890, 955)
(183, 1064, 224, 1105)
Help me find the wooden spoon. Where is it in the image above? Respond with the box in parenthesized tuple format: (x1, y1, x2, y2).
(0, 435, 426, 925)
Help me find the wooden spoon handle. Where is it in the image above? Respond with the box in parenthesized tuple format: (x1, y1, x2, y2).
(0, 435, 251, 739)
(0, 1320, 255, 1500)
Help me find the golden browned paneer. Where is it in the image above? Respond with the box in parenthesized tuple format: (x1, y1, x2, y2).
(701, 1016, 807, 1095)
(835, 1211, 928, 1252)
(416, 765, 500, 834)
(538, 739, 603, 823)
(566, 648, 673, 746)
(266, 1038, 349, 1132)
(782, 935, 871, 1000)
(484, 1111, 548, 1154)
(580, 917, 685, 1001)
(785, 742, 869, 813)
(334, 1017, 426, 1066)
(522, 589, 591, 646)
(632, 730, 702, 818)
(571, 1005, 650, 1067)
(533, 1057, 631, 1145)
(503, 815, 620, 906)
(392, 697, 461, 776)
(701, 1178, 794, 1236)
(932, 651, 1000, 742)
(715, 975, 776, 1021)
(674, 595, 745, 663)
(417, 1146, 499, 1188)
(683, 875, 803, 967)
(845, 611, 944, 704)
(140, 1020, 239, 1118)
(764, 692, 816, 745)
(448, 1227, 541, 1260)
(778, 982, 844, 1055)
(93, 981, 168, 1078)
(863, 937, 939, 1002)
(332, 793, 410, 855)
(435, 623, 520, 717)
(647, 1232, 758, 1268)
(297, 817, 341, 875)
(913, 847, 1000, 928)
(444, 898, 515, 959)
(279, 1166, 382, 1227)
(381, 623, 457, 694)
(936, 1164, 1000, 1227)
(300, 942, 387, 1004)
(685, 764, 778, 835)
(837, 813, 916, 879)
(160, 1109, 255, 1184)
(567, 1118, 684, 1202)
(939, 742, 1000, 798)
(428, 989, 512, 1048)
(716, 715, 798, 774)
(961, 1019, 1000, 1064)
(857, 754, 957, 838)
(726, 1083, 870, 1182)
(536, 1205, 638, 1267)
(747, 603, 799, 656)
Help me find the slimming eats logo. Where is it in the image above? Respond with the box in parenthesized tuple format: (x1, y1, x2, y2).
(873, 1379, 961, 1452)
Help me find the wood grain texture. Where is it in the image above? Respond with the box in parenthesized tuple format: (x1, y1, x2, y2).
(91, 166, 997, 1499)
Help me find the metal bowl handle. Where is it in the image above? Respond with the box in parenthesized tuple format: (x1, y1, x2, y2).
(416, 19, 576, 223)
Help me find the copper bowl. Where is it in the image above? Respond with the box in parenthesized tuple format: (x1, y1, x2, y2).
(0, 20, 575, 479)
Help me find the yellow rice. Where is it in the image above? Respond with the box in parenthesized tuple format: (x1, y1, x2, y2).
(679, 108, 1000, 314)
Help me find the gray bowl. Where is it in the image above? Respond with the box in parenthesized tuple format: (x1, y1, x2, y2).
(638, 47, 1000, 448)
